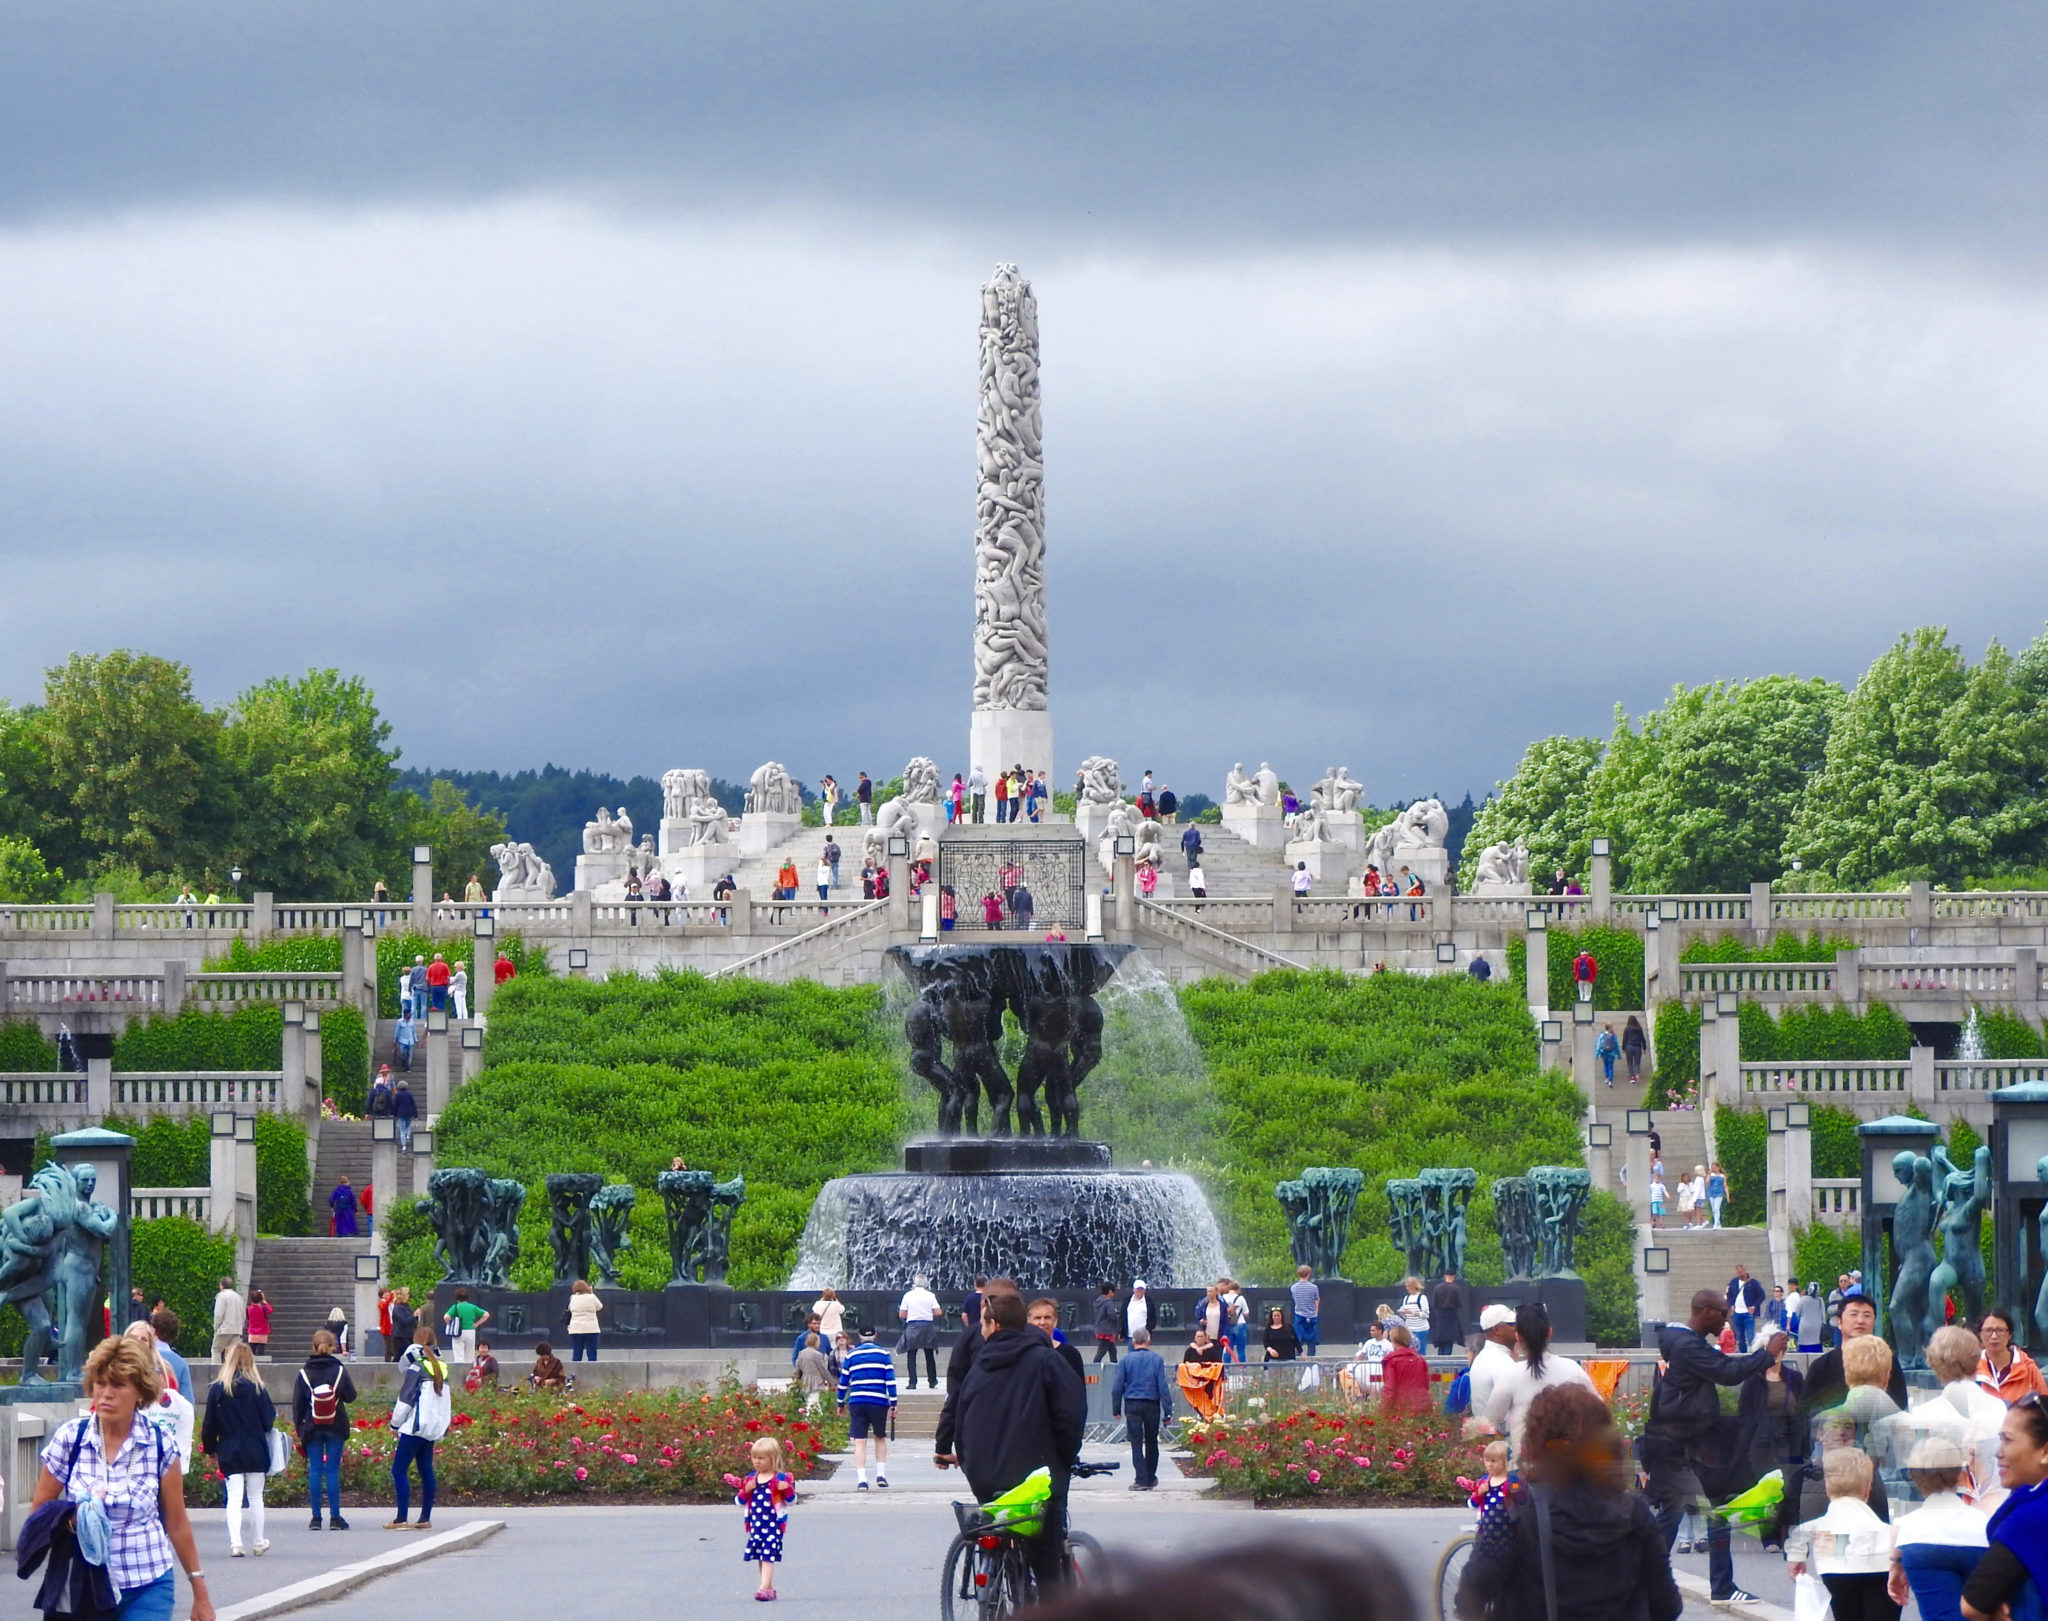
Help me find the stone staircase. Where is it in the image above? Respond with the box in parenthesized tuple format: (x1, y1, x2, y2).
(250, 1237, 365, 1361)
(714, 900, 891, 983)
(1136, 899, 1305, 977)
(313, 1119, 377, 1234)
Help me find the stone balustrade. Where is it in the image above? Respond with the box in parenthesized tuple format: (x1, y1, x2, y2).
(0, 970, 342, 1018)
(0, 1073, 89, 1106)
(1812, 1179, 1860, 1228)
(1937, 1060, 2048, 1095)
(113, 1072, 285, 1111)
(1741, 1059, 1911, 1097)
(132, 1186, 211, 1222)
(1684, 962, 1838, 999)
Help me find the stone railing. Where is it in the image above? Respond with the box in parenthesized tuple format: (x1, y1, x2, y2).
(1741, 1060, 1910, 1098)
(132, 1186, 210, 1222)
(0, 903, 97, 934)
(1863, 961, 2026, 998)
(1136, 899, 1304, 976)
(1930, 893, 2048, 921)
(113, 903, 258, 934)
(114, 1072, 285, 1110)
(3, 973, 167, 1011)
(1812, 1179, 1860, 1228)
(185, 972, 345, 1008)
(1938, 1061, 2048, 1096)
(1771, 893, 1913, 923)
(1683, 963, 1838, 999)
(0, 1073, 89, 1105)
(1, 970, 344, 1017)
(713, 901, 889, 982)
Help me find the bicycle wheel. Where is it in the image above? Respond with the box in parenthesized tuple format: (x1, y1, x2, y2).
(1066, 1530, 1106, 1588)
(1433, 1532, 1474, 1621)
(982, 1542, 1029, 1620)
(940, 1533, 974, 1621)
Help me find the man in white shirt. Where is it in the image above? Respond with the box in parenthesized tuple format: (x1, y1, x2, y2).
(1467, 1303, 1520, 1419)
(212, 1277, 247, 1361)
(898, 1274, 942, 1390)
(1127, 1280, 1153, 1342)
(968, 765, 988, 824)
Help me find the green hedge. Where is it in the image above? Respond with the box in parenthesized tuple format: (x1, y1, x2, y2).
(131, 1217, 238, 1357)
(319, 1005, 370, 1116)
(206, 936, 344, 973)
(384, 966, 1639, 1339)
(113, 1005, 285, 1071)
(1507, 925, 1644, 1012)
(103, 1111, 310, 1236)
(1650, 999, 1913, 1108)
(0, 1019, 58, 1070)
(1681, 931, 1854, 964)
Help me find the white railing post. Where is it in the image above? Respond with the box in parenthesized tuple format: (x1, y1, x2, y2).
(1836, 948, 1862, 1012)
(412, 851, 434, 935)
(92, 892, 115, 942)
(1909, 1045, 1938, 1114)
(2017, 948, 2041, 1032)
(161, 960, 185, 1018)
(1749, 882, 1773, 942)
(1590, 841, 1612, 922)
(86, 1052, 112, 1117)
(251, 892, 274, 941)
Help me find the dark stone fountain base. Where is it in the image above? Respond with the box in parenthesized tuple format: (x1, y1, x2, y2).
(901, 1137, 1112, 1173)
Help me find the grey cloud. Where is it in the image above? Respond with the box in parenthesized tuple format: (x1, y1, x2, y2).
(2, 3, 2044, 254)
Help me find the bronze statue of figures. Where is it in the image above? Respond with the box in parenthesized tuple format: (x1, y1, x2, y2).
(1385, 1178, 1430, 1282)
(589, 1185, 638, 1288)
(480, 1179, 526, 1288)
(1275, 1180, 1315, 1273)
(418, 1167, 489, 1284)
(546, 1173, 605, 1285)
(1493, 1177, 1539, 1280)
(1274, 1169, 1363, 1279)
(1928, 1144, 1992, 1329)
(0, 1163, 119, 1384)
(1418, 1168, 1478, 1279)
(658, 1170, 746, 1285)
(1888, 1150, 1940, 1369)
(1529, 1166, 1592, 1279)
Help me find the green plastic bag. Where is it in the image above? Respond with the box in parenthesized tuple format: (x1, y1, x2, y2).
(1715, 1468, 1785, 1526)
(982, 1466, 1054, 1537)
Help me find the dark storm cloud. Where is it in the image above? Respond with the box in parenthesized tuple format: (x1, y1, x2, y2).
(1, 7, 2046, 805)
(3, 3, 2044, 253)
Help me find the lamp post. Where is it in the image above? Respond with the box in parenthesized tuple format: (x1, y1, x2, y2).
(1524, 907, 1550, 1013)
(1586, 1119, 1614, 1193)
(472, 913, 497, 1019)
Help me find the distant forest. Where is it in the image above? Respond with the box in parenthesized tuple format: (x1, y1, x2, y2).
(394, 767, 748, 892)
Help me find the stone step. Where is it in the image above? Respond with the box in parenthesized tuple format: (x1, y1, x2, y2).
(251, 1236, 369, 1361)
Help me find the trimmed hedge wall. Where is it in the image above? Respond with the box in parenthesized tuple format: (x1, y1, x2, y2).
(0, 1019, 58, 1070)
(105, 1111, 311, 1236)
(1507, 925, 1645, 1013)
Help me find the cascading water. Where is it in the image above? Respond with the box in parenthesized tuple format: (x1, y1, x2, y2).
(1959, 1008, 1986, 1087)
(789, 943, 1229, 1291)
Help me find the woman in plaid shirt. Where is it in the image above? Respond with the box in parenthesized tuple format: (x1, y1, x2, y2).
(30, 1335, 215, 1620)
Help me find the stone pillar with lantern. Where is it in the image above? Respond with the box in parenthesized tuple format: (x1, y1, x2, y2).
(1525, 908, 1549, 1017)
(471, 914, 497, 1020)
(411, 843, 434, 935)
(1766, 1100, 1814, 1289)
(424, 1007, 452, 1117)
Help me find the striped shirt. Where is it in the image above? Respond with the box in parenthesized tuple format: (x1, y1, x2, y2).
(42, 1414, 179, 1591)
(837, 1341, 899, 1407)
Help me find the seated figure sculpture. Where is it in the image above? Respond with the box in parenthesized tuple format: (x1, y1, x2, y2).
(1074, 756, 1122, 805)
(1224, 762, 1260, 805)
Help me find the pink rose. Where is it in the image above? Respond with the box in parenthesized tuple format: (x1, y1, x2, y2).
(1308, 1470, 1322, 1484)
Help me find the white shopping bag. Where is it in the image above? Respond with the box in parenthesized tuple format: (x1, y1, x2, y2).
(1793, 1572, 1833, 1621)
(1297, 1361, 1323, 1393)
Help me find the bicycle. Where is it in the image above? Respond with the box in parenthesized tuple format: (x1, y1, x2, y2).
(939, 1461, 1115, 1619)
(1431, 1522, 1476, 1621)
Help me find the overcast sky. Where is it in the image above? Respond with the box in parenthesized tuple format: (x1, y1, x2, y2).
(2, 3, 2044, 806)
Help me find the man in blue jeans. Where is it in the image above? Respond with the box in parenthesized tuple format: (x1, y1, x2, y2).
(1110, 1328, 1174, 1489)
(1290, 1265, 1321, 1355)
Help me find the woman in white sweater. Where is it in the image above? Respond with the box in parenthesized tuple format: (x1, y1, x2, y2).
(1482, 1300, 1595, 1460)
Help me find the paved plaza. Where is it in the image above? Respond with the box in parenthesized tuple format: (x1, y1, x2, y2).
(166, 1443, 1782, 1621)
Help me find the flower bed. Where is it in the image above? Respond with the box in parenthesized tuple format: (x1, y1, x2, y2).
(188, 1381, 846, 1507)
(1182, 1407, 1490, 1504)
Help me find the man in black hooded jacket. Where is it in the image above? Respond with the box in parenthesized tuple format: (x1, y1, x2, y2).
(953, 1290, 1087, 1593)
(1643, 1288, 1786, 1601)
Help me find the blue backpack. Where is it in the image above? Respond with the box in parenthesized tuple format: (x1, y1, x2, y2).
(1443, 1368, 1472, 1417)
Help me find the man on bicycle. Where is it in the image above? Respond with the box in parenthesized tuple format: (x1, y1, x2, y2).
(952, 1290, 1087, 1593)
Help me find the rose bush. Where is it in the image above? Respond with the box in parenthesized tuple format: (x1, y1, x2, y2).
(1182, 1407, 1489, 1505)
(187, 1380, 846, 1506)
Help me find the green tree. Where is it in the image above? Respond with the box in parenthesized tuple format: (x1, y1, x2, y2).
(394, 780, 507, 896)
(1786, 629, 2000, 885)
(1930, 632, 2048, 875)
(1465, 734, 1601, 882)
(35, 651, 226, 882)
(0, 834, 62, 901)
(220, 669, 400, 897)
(0, 700, 53, 844)
(1589, 676, 1842, 892)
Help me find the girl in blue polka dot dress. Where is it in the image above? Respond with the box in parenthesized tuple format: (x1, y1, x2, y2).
(729, 1435, 797, 1601)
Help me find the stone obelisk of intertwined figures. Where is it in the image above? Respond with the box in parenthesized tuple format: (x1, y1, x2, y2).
(968, 264, 1053, 792)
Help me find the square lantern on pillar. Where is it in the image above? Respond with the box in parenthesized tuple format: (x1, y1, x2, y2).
(1768, 1107, 1788, 1134)
(474, 915, 495, 941)
(1627, 1109, 1653, 1136)
(371, 1115, 396, 1143)
(1592, 837, 1611, 857)
(210, 1111, 235, 1139)
(461, 1026, 483, 1052)
(1435, 941, 1457, 963)
(1786, 1101, 1812, 1130)
(412, 845, 432, 865)
(1643, 1247, 1671, 1274)
(1645, 910, 1661, 933)
(354, 1254, 382, 1283)
(305, 1010, 320, 1034)
(1587, 1122, 1613, 1149)
(887, 835, 909, 860)
(282, 1001, 306, 1027)
(1716, 990, 1740, 1016)
(1572, 999, 1595, 1025)
(1113, 835, 1135, 857)
(1541, 1020, 1563, 1044)
(1658, 899, 1680, 923)
(362, 916, 377, 940)
(233, 1115, 255, 1144)
(412, 1128, 434, 1157)
(567, 948, 589, 972)
(427, 1008, 449, 1035)
(1526, 909, 1548, 933)
(343, 908, 364, 931)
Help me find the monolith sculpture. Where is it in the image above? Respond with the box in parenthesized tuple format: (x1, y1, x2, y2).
(969, 264, 1052, 787)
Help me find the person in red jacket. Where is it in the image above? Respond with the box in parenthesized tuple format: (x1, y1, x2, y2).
(1380, 1324, 1433, 1414)
(1571, 949, 1599, 1003)
(494, 952, 516, 985)
(425, 952, 452, 1011)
